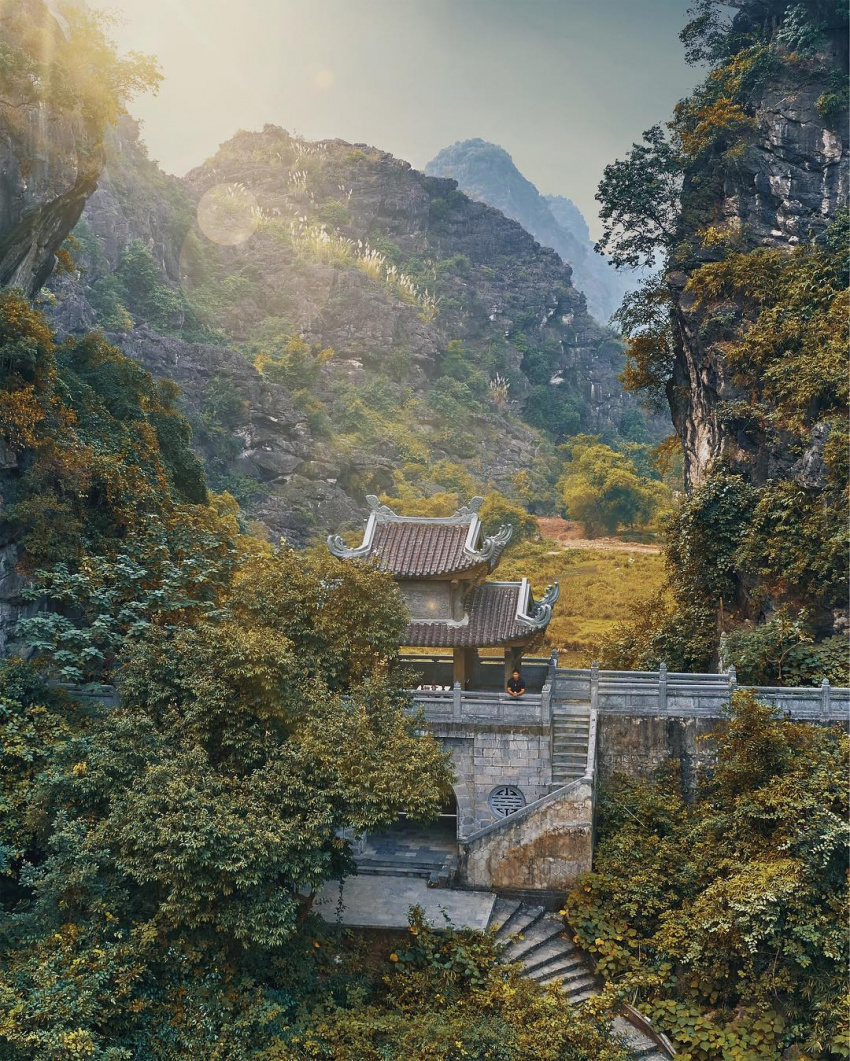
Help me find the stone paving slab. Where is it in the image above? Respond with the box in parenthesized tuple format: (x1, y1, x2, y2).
(315, 875, 496, 931)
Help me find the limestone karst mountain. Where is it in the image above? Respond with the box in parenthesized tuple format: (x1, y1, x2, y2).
(425, 138, 640, 323)
(43, 120, 659, 544)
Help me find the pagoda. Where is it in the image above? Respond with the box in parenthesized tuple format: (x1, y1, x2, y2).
(328, 496, 559, 687)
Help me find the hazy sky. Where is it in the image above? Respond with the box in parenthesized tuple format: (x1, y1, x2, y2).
(105, 0, 700, 237)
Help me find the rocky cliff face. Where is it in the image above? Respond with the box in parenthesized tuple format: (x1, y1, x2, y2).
(0, 0, 104, 295)
(46, 122, 658, 543)
(425, 138, 640, 323)
(670, 29, 848, 493)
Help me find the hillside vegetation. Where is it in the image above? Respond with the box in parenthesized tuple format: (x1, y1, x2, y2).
(497, 539, 666, 665)
(595, 0, 849, 684)
(46, 120, 656, 547)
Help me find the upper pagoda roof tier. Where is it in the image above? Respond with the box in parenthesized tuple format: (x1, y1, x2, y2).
(327, 496, 512, 578)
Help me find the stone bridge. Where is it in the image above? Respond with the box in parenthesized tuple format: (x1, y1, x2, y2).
(409, 661, 850, 896)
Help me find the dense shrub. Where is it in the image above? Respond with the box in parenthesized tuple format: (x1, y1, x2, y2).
(566, 693, 849, 1059)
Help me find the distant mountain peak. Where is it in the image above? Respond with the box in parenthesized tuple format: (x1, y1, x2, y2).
(426, 139, 639, 323)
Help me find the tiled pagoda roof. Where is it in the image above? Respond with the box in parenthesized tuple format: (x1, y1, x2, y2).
(327, 496, 512, 578)
(404, 579, 560, 648)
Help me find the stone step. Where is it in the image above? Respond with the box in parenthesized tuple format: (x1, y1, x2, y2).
(494, 903, 545, 942)
(500, 918, 567, 963)
(523, 948, 584, 980)
(354, 860, 436, 879)
(538, 958, 594, 985)
(567, 986, 598, 1006)
(612, 1017, 668, 1059)
(545, 972, 597, 997)
(494, 899, 541, 942)
(494, 899, 547, 942)
(488, 897, 522, 933)
(520, 931, 576, 970)
(493, 900, 667, 1058)
(552, 751, 587, 761)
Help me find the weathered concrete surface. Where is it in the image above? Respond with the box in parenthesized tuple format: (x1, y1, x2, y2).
(315, 874, 496, 930)
(598, 715, 718, 791)
(461, 779, 593, 892)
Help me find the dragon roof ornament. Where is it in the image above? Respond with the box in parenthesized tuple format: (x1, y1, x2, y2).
(475, 523, 513, 561)
(516, 580, 560, 629)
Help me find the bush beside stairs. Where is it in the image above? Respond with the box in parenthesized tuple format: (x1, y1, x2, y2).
(489, 899, 672, 1060)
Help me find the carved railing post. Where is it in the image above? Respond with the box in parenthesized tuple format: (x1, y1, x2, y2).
(541, 680, 552, 726)
(727, 663, 737, 705)
(452, 681, 462, 721)
(820, 678, 831, 722)
(590, 660, 599, 712)
(658, 662, 667, 715)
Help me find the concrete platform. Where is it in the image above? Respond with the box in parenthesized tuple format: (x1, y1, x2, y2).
(315, 874, 496, 931)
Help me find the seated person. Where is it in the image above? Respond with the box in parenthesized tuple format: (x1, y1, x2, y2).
(506, 669, 526, 697)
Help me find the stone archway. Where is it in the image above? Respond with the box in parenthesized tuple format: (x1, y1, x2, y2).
(353, 786, 460, 878)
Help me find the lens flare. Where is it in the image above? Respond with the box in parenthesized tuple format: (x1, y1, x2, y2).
(196, 182, 260, 246)
(314, 68, 335, 90)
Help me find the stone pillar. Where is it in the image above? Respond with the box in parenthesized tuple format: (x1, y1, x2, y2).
(453, 648, 467, 688)
(453, 647, 476, 689)
(658, 662, 668, 715)
(504, 645, 523, 689)
(820, 678, 831, 722)
(590, 660, 599, 711)
(547, 649, 559, 684)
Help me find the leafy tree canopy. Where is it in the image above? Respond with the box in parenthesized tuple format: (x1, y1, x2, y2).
(566, 693, 849, 1060)
(560, 436, 671, 538)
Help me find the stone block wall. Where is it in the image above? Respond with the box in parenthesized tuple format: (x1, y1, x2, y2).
(429, 723, 552, 837)
(597, 714, 718, 792)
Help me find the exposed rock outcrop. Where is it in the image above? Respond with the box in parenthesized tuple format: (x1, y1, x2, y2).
(46, 122, 661, 542)
(0, 1, 104, 295)
(669, 35, 848, 491)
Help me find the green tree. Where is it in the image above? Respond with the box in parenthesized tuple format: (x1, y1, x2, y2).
(560, 437, 670, 537)
(479, 490, 538, 544)
(0, 547, 452, 1059)
(595, 124, 683, 269)
(116, 240, 183, 330)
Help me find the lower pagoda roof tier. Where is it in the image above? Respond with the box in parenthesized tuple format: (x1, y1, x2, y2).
(403, 579, 559, 649)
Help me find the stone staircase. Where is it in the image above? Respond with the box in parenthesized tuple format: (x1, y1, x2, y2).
(354, 858, 435, 879)
(551, 705, 592, 787)
(489, 899, 670, 1060)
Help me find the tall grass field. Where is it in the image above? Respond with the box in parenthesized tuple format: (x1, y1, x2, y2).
(496, 537, 666, 666)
